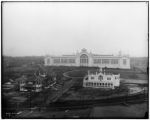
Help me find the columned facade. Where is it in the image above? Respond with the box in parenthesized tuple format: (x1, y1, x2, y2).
(44, 48, 130, 69)
(83, 68, 120, 89)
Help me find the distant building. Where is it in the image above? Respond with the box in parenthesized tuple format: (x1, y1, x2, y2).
(3, 81, 15, 90)
(16, 75, 28, 91)
(15, 71, 58, 92)
(83, 68, 120, 89)
(32, 75, 45, 92)
(16, 73, 46, 92)
(44, 48, 130, 69)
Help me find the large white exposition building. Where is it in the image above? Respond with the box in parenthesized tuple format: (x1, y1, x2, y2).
(44, 48, 130, 69)
(83, 68, 120, 89)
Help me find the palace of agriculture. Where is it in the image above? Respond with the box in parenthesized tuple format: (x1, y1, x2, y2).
(44, 48, 130, 69)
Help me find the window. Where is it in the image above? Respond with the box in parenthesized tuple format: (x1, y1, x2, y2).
(102, 59, 109, 64)
(94, 59, 101, 64)
(94, 83, 96, 86)
(107, 77, 111, 80)
(61, 59, 68, 63)
(61, 59, 64, 63)
(69, 59, 75, 63)
(89, 82, 91, 86)
(64, 59, 68, 63)
(80, 54, 88, 64)
(47, 58, 50, 64)
(91, 77, 94, 79)
(98, 75, 103, 80)
(123, 59, 126, 65)
(54, 59, 60, 63)
(85, 77, 88, 80)
(111, 59, 119, 64)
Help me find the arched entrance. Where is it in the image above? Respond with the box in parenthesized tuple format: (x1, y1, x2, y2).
(80, 54, 89, 66)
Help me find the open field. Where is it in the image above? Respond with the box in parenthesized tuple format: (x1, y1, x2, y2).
(59, 79, 130, 101)
(90, 102, 148, 118)
(64, 67, 148, 80)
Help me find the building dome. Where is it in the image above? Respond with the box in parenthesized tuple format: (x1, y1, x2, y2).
(81, 48, 87, 52)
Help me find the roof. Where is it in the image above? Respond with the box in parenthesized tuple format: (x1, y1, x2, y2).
(93, 54, 114, 56)
(88, 69, 120, 76)
(34, 75, 46, 82)
(62, 55, 76, 57)
(26, 76, 35, 82)
(15, 75, 28, 82)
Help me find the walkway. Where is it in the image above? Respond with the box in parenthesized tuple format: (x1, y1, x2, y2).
(46, 78, 76, 104)
(121, 78, 148, 84)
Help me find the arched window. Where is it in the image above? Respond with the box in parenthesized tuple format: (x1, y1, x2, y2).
(91, 77, 94, 79)
(107, 77, 111, 80)
(80, 54, 88, 66)
(98, 75, 103, 81)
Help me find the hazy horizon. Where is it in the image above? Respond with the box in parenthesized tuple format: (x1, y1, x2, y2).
(2, 2, 148, 57)
(2, 54, 148, 58)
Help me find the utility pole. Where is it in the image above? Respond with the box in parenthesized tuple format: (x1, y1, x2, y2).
(25, 83, 33, 111)
(61, 81, 63, 96)
(29, 90, 31, 111)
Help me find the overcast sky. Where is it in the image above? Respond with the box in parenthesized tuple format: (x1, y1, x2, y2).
(3, 2, 148, 57)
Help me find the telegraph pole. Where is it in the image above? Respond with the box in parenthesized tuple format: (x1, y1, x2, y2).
(25, 83, 33, 111)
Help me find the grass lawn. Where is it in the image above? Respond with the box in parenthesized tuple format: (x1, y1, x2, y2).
(59, 80, 129, 100)
(17, 107, 92, 118)
(64, 67, 148, 80)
